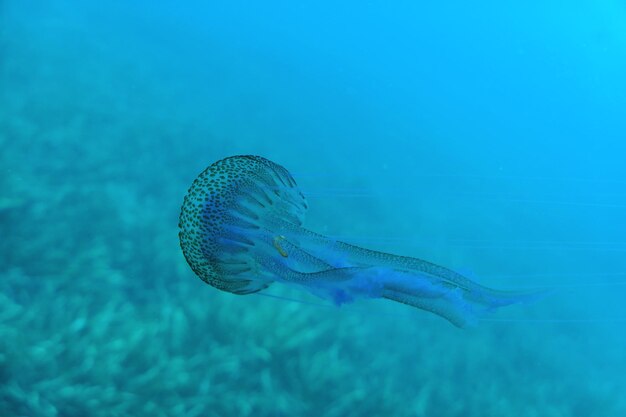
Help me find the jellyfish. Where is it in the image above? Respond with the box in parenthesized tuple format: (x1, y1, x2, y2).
(179, 155, 541, 327)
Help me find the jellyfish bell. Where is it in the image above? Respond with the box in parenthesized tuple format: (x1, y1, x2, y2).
(179, 155, 308, 295)
(179, 155, 542, 328)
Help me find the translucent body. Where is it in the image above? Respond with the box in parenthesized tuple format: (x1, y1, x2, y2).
(179, 155, 537, 327)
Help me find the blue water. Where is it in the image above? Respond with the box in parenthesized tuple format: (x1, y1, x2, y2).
(2, 1, 626, 416)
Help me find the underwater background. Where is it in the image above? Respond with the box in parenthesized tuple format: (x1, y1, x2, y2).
(2, 1, 626, 416)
